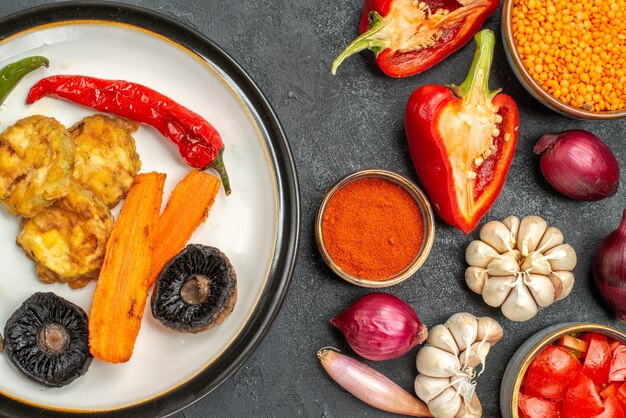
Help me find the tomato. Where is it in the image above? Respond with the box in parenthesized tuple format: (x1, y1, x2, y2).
(615, 383, 626, 410)
(518, 393, 560, 418)
(525, 345, 582, 399)
(595, 397, 626, 418)
(584, 333, 612, 385)
(601, 382, 622, 399)
(610, 341, 625, 355)
(611, 346, 626, 382)
(562, 372, 606, 418)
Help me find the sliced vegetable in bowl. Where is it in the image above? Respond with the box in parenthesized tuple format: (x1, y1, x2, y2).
(501, 323, 626, 418)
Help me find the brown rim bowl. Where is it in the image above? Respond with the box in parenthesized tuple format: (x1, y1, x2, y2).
(502, 0, 626, 120)
(500, 322, 626, 417)
(315, 169, 435, 288)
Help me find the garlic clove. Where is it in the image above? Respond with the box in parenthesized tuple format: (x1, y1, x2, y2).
(465, 240, 499, 268)
(487, 253, 520, 276)
(459, 341, 491, 368)
(445, 313, 478, 352)
(482, 276, 516, 307)
(502, 216, 521, 244)
(416, 346, 461, 378)
(545, 244, 577, 271)
(465, 267, 488, 294)
(479, 221, 514, 253)
(520, 251, 552, 275)
(454, 393, 482, 418)
(549, 271, 575, 300)
(428, 387, 462, 418)
(537, 226, 564, 253)
(414, 374, 451, 403)
(524, 274, 556, 308)
(450, 373, 471, 393)
(501, 282, 539, 322)
(427, 325, 460, 356)
(517, 216, 548, 256)
(476, 316, 504, 345)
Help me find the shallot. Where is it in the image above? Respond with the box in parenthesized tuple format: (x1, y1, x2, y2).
(594, 210, 626, 321)
(330, 292, 428, 361)
(317, 348, 431, 417)
(534, 130, 620, 201)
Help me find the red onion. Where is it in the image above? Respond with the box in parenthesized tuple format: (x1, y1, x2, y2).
(534, 130, 619, 201)
(331, 292, 428, 361)
(594, 210, 626, 321)
(317, 348, 431, 417)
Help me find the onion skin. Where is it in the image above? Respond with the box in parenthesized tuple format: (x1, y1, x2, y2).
(317, 348, 432, 417)
(594, 210, 626, 321)
(331, 292, 428, 361)
(534, 130, 619, 201)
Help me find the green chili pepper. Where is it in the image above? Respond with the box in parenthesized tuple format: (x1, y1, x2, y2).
(0, 56, 49, 104)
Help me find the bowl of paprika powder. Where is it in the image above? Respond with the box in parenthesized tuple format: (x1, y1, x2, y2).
(315, 169, 435, 288)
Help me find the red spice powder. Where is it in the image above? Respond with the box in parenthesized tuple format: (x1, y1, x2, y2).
(321, 177, 424, 280)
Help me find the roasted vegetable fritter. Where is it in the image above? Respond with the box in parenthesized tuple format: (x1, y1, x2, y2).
(0, 115, 73, 217)
(70, 115, 141, 208)
(17, 186, 114, 288)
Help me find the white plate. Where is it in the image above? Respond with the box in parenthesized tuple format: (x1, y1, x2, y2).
(0, 4, 298, 417)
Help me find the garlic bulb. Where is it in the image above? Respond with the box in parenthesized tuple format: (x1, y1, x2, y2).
(465, 215, 577, 322)
(414, 313, 503, 418)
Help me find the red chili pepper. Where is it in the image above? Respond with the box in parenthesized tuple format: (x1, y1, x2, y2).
(27, 75, 231, 194)
(404, 29, 518, 233)
(331, 0, 500, 77)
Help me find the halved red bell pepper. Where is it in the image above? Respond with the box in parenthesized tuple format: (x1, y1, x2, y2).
(332, 0, 500, 77)
(404, 29, 518, 233)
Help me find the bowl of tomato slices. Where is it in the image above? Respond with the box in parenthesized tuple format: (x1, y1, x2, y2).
(501, 323, 626, 418)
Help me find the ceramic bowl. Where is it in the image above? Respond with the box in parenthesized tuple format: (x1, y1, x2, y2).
(501, 0, 626, 120)
(500, 322, 626, 417)
(315, 168, 435, 288)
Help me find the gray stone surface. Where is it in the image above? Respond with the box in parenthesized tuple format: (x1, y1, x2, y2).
(2, 1, 625, 417)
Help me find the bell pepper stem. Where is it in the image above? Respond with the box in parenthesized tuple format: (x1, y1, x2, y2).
(0, 56, 49, 104)
(209, 151, 231, 195)
(331, 12, 388, 75)
(456, 30, 500, 102)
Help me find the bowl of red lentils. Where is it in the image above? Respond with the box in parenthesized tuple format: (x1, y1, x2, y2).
(502, 0, 626, 119)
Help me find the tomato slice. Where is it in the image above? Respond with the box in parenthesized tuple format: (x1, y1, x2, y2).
(562, 372, 605, 418)
(518, 393, 560, 418)
(525, 345, 582, 399)
(584, 333, 612, 385)
(602, 382, 622, 399)
(611, 346, 626, 382)
(610, 341, 625, 355)
(616, 383, 626, 410)
(595, 397, 626, 418)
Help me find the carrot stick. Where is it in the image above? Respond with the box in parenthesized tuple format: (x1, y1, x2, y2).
(147, 170, 220, 286)
(89, 172, 165, 363)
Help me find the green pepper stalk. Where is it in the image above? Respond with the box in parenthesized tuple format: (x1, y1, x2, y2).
(0, 56, 49, 104)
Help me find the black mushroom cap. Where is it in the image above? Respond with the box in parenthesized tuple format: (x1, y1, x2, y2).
(151, 244, 237, 333)
(3, 292, 92, 388)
